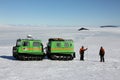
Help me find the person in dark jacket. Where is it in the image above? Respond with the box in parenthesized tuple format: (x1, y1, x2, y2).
(99, 46, 105, 62)
(79, 46, 88, 61)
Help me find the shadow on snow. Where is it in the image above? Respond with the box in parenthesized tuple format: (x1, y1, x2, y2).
(0, 55, 16, 60)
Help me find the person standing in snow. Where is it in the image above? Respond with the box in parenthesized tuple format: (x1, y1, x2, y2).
(99, 46, 105, 62)
(79, 46, 88, 61)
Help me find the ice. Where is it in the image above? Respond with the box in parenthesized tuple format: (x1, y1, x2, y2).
(0, 26, 120, 80)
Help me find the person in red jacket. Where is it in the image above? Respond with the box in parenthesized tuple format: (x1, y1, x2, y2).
(79, 46, 88, 61)
(99, 46, 105, 62)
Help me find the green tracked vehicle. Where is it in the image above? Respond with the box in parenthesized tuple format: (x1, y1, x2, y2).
(13, 37, 45, 60)
(46, 38, 76, 60)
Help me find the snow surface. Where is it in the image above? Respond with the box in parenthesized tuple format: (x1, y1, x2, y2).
(0, 26, 120, 80)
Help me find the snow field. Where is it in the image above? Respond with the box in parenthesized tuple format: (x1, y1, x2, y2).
(0, 26, 120, 80)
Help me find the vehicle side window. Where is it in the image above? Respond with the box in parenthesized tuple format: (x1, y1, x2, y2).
(64, 43, 69, 47)
(16, 41, 21, 46)
(23, 42, 29, 46)
(33, 42, 40, 47)
(56, 43, 61, 47)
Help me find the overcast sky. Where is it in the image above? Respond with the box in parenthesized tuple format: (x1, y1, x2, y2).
(0, 0, 120, 27)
